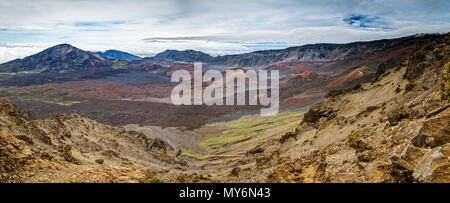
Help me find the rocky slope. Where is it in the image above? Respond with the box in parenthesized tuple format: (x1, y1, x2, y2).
(167, 33, 450, 183)
(0, 100, 187, 182)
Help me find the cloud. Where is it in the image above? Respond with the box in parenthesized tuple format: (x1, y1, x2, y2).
(143, 36, 224, 41)
(75, 21, 127, 27)
(0, 42, 56, 63)
(343, 14, 390, 30)
(0, 0, 449, 63)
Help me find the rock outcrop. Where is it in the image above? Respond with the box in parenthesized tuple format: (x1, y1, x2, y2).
(0, 99, 187, 182)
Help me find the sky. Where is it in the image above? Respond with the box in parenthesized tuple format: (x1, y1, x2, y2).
(0, 0, 450, 63)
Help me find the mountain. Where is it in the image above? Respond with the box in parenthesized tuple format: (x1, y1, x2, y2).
(152, 34, 436, 67)
(0, 44, 109, 73)
(0, 34, 435, 74)
(154, 49, 214, 63)
(93, 50, 142, 61)
(213, 34, 438, 67)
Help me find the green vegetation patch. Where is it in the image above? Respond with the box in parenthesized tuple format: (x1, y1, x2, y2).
(112, 60, 129, 69)
(199, 110, 304, 154)
(345, 130, 363, 144)
(148, 177, 165, 183)
(181, 149, 210, 160)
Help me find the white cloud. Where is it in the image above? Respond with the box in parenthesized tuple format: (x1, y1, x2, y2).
(0, 0, 449, 62)
(0, 42, 57, 63)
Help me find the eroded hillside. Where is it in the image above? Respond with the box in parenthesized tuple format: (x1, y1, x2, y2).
(0, 100, 187, 182)
(167, 33, 450, 183)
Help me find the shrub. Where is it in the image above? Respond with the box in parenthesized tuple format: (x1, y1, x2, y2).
(404, 83, 415, 94)
(148, 177, 165, 183)
(345, 130, 363, 144)
(278, 158, 289, 165)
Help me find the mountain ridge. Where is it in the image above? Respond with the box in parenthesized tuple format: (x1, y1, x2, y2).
(154, 49, 214, 63)
(0, 33, 439, 73)
(93, 50, 142, 61)
(151, 33, 439, 66)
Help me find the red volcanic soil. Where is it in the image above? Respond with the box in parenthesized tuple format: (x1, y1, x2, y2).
(165, 64, 194, 77)
(172, 64, 194, 71)
(292, 70, 314, 79)
(283, 96, 315, 107)
(318, 44, 418, 73)
(267, 61, 309, 71)
(326, 66, 370, 89)
(124, 58, 195, 77)
(379, 45, 416, 63)
(62, 80, 174, 99)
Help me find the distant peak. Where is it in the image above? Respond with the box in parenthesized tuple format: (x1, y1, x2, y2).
(154, 49, 213, 63)
(45, 44, 80, 52)
(53, 43, 75, 48)
(94, 49, 142, 61)
(104, 49, 119, 52)
(160, 49, 208, 54)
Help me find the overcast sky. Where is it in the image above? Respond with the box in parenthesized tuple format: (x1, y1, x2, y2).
(0, 0, 450, 63)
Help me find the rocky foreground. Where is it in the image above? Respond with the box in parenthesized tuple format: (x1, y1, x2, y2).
(0, 99, 188, 183)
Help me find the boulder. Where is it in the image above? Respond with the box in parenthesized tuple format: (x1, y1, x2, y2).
(413, 144, 450, 182)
